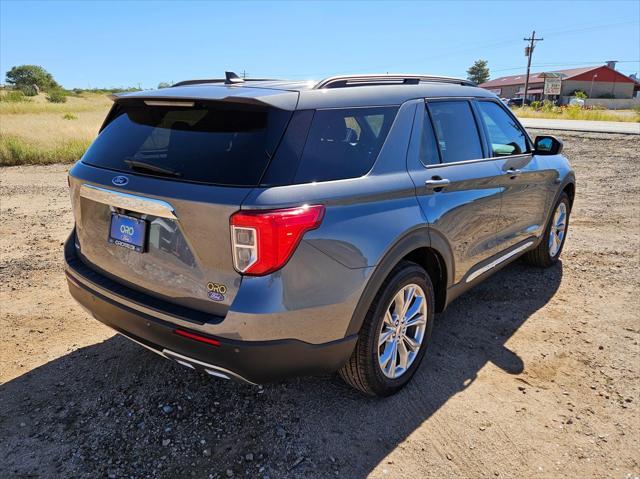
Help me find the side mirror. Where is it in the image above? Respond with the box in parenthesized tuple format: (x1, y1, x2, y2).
(534, 135, 563, 155)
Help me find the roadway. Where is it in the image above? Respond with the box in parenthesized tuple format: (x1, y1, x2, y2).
(520, 117, 640, 135)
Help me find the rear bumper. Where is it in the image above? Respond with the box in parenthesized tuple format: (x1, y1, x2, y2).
(64, 233, 357, 384)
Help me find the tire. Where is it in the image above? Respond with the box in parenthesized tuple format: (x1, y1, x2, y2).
(339, 261, 435, 397)
(523, 192, 571, 268)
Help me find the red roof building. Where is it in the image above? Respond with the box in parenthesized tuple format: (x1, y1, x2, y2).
(479, 65, 637, 100)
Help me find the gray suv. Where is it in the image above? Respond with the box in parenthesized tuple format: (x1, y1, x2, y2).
(65, 73, 575, 396)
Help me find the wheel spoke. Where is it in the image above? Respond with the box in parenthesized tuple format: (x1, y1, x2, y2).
(379, 340, 395, 370)
(403, 334, 421, 352)
(397, 338, 409, 371)
(404, 295, 423, 321)
(393, 293, 405, 317)
(379, 328, 394, 346)
(383, 311, 394, 328)
(385, 339, 399, 377)
(399, 286, 415, 319)
(551, 232, 560, 255)
(405, 314, 426, 328)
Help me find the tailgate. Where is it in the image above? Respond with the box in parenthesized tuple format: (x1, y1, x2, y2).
(68, 96, 295, 317)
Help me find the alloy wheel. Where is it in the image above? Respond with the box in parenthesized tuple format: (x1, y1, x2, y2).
(377, 284, 428, 379)
(548, 202, 567, 257)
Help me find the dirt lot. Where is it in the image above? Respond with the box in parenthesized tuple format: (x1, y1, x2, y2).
(1, 130, 638, 478)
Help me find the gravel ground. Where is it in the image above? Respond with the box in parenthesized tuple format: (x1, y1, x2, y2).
(1, 130, 638, 478)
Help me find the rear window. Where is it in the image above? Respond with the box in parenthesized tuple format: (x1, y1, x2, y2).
(293, 106, 398, 183)
(81, 101, 292, 186)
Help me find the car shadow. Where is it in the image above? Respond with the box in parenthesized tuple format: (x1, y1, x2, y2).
(0, 261, 562, 478)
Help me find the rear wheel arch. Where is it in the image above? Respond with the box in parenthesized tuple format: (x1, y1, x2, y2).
(345, 227, 452, 337)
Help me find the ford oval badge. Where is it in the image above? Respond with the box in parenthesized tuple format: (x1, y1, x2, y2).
(112, 175, 129, 186)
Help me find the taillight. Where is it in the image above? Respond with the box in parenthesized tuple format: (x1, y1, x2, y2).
(230, 205, 325, 275)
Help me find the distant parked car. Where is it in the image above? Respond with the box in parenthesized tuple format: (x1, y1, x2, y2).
(568, 97, 585, 107)
(507, 98, 532, 107)
(500, 98, 509, 105)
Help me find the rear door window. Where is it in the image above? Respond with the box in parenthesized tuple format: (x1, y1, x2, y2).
(293, 106, 398, 183)
(477, 101, 529, 156)
(81, 101, 292, 186)
(427, 100, 484, 163)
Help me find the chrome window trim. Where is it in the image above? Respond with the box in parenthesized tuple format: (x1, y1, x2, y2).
(425, 152, 532, 169)
(80, 184, 178, 220)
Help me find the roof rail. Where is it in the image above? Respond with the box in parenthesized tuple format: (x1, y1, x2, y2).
(314, 74, 476, 89)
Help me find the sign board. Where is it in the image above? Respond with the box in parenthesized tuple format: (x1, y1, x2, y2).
(544, 77, 562, 95)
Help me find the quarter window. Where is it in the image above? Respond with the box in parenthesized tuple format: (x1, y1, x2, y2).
(477, 101, 528, 156)
(427, 101, 483, 163)
(293, 107, 398, 183)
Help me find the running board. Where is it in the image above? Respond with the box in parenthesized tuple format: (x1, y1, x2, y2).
(466, 241, 534, 283)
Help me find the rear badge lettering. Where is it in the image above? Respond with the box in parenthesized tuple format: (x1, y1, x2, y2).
(206, 282, 227, 301)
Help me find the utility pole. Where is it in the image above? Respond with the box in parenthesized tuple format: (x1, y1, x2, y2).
(523, 31, 543, 105)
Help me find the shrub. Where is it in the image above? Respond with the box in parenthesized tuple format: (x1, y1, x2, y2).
(0, 90, 30, 103)
(530, 100, 541, 110)
(46, 89, 67, 103)
(63, 113, 78, 120)
(18, 84, 38, 96)
(565, 104, 583, 119)
(570, 90, 588, 99)
(542, 100, 557, 112)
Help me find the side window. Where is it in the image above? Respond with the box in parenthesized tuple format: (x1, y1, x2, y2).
(477, 101, 528, 156)
(294, 106, 398, 183)
(427, 101, 483, 163)
(419, 110, 440, 166)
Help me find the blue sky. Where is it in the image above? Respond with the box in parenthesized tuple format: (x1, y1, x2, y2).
(1, 0, 638, 89)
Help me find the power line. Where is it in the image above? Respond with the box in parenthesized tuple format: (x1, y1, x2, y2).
(492, 60, 640, 73)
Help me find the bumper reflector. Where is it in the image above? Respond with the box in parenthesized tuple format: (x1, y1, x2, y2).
(173, 329, 221, 347)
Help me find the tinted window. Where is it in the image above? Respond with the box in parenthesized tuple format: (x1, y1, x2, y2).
(427, 101, 483, 163)
(419, 110, 440, 166)
(82, 102, 291, 186)
(477, 101, 528, 156)
(294, 107, 398, 183)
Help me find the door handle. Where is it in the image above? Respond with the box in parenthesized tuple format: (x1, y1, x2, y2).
(505, 168, 522, 177)
(425, 178, 451, 190)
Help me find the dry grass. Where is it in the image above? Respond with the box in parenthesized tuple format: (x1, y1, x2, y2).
(0, 93, 110, 165)
(0, 92, 112, 114)
(514, 106, 640, 123)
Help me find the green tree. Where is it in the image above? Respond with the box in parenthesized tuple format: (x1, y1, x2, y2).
(157, 82, 172, 89)
(5, 65, 60, 92)
(467, 59, 490, 85)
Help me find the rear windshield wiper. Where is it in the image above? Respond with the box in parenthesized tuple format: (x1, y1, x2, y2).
(124, 158, 182, 177)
